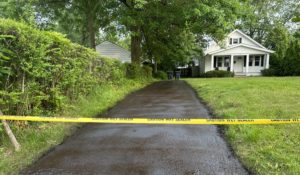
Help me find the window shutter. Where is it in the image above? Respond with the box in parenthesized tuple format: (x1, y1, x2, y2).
(244, 56, 246, 67)
(230, 38, 232, 44)
(239, 38, 242, 43)
(214, 57, 217, 68)
(261, 55, 264, 67)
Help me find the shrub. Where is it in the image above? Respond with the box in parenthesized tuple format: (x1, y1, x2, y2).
(125, 63, 152, 79)
(261, 68, 276, 76)
(154, 71, 168, 80)
(142, 65, 153, 79)
(0, 18, 151, 115)
(125, 63, 140, 79)
(202, 70, 234, 78)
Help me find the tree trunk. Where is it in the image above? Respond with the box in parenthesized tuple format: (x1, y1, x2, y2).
(0, 111, 21, 151)
(131, 25, 142, 64)
(22, 72, 25, 93)
(154, 60, 158, 74)
(87, 13, 96, 49)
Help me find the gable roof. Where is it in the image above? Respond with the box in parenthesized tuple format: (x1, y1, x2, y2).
(96, 41, 131, 62)
(207, 44, 275, 55)
(204, 29, 275, 55)
(97, 41, 130, 53)
(229, 29, 266, 49)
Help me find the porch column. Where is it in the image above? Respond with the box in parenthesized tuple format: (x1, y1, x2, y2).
(211, 54, 214, 71)
(246, 54, 249, 76)
(266, 53, 270, 69)
(230, 55, 234, 72)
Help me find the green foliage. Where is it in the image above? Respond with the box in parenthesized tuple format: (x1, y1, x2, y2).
(0, 0, 36, 26)
(266, 27, 300, 76)
(153, 71, 168, 80)
(0, 18, 149, 116)
(202, 70, 234, 78)
(124, 63, 152, 80)
(265, 25, 291, 58)
(129, 0, 241, 69)
(237, 0, 299, 43)
(141, 65, 153, 79)
(261, 69, 276, 76)
(35, 0, 117, 48)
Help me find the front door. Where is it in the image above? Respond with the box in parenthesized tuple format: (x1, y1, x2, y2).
(234, 56, 244, 72)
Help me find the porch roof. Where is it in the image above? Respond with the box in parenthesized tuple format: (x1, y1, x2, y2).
(206, 44, 274, 55)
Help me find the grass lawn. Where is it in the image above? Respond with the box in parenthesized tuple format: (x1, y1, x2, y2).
(0, 79, 151, 175)
(186, 77, 300, 175)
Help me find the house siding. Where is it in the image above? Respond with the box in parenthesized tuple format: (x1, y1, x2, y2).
(96, 41, 131, 63)
(204, 55, 211, 72)
(226, 32, 258, 48)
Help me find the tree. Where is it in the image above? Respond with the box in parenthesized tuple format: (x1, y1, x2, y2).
(236, 0, 300, 43)
(11, 0, 240, 66)
(118, 0, 147, 64)
(118, 0, 241, 67)
(283, 36, 300, 75)
(36, 0, 115, 49)
(0, 0, 36, 25)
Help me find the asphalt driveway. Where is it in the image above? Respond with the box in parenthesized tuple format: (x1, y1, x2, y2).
(23, 81, 248, 175)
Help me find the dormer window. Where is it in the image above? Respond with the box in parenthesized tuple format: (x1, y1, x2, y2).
(229, 38, 242, 45)
(233, 38, 238, 44)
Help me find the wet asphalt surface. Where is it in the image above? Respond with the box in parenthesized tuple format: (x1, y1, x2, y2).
(23, 81, 248, 175)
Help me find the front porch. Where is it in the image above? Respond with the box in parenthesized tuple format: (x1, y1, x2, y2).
(210, 54, 270, 76)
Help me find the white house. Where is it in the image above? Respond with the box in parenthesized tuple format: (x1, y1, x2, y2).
(96, 41, 131, 63)
(200, 29, 274, 76)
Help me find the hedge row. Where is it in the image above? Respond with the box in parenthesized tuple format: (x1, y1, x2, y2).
(201, 70, 234, 78)
(0, 18, 151, 116)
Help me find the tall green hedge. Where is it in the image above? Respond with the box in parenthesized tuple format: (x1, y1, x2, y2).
(0, 18, 149, 116)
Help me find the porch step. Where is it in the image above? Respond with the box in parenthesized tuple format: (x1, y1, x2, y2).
(235, 75, 246, 77)
(234, 72, 246, 77)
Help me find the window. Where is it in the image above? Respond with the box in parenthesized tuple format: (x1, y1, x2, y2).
(261, 56, 264, 67)
(255, 56, 260, 66)
(249, 56, 253, 66)
(233, 38, 238, 44)
(224, 57, 230, 67)
(213, 56, 217, 68)
(217, 57, 223, 67)
(230, 37, 242, 45)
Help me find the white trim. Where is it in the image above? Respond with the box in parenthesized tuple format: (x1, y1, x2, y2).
(207, 44, 274, 55)
(211, 54, 214, 71)
(266, 54, 270, 69)
(230, 55, 234, 71)
(246, 54, 249, 76)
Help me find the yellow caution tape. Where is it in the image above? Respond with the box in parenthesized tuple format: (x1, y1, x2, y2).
(0, 115, 300, 124)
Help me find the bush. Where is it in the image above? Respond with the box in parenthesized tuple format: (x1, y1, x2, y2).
(154, 71, 168, 80)
(202, 70, 234, 78)
(0, 18, 151, 115)
(142, 66, 153, 79)
(125, 63, 152, 79)
(261, 68, 276, 76)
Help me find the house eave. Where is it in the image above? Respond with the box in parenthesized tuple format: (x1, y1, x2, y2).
(206, 44, 274, 55)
